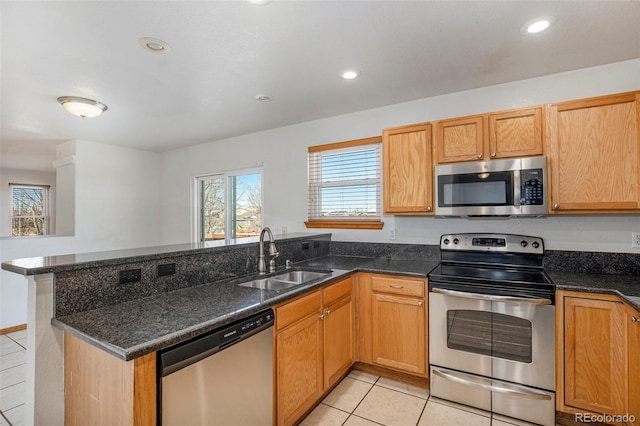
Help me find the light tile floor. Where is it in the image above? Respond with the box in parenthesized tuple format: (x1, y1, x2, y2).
(0, 330, 26, 426)
(301, 370, 538, 426)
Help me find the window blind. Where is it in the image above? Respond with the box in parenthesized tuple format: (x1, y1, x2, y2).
(307, 138, 382, 221)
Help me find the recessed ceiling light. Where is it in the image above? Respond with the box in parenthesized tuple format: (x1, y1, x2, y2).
(138, 37, 172, 54)
(247, 0, 272, 4)
(254, 94, 274, 102)
(521, 16, 556, 34)
(341, 70, 359, 80)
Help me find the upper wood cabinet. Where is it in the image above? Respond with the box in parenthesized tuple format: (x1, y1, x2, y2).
(382, 123, 434, 214)
(546, 91, 640, 213)
(434, 107, 544, 164)
(557, 291, 639, 425)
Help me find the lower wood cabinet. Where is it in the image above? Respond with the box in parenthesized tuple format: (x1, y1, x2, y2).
(275, 276, 354, 426)
(64, 333, 156, 426)
(357, 273, 427, 377)
(557, 290, 639, 425)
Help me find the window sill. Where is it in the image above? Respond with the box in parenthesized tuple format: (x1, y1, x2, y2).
(304, 219, 384, 230)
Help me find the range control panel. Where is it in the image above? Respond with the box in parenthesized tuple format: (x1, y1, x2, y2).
(440, 233, 544, 255)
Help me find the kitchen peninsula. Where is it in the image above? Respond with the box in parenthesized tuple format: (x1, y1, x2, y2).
(3, 233, 640, 425)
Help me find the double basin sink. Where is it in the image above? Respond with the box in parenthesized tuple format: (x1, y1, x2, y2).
(239, 270, 331, 291)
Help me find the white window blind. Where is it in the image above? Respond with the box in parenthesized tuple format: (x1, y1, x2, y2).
(307, 139, 382, 222)
(10, 183, 50, 236)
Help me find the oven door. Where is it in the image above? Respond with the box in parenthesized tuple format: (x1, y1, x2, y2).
(429, 290, 555, 391)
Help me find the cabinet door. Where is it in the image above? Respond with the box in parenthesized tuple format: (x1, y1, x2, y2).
(564, 296, 628, 415)
(435, 115, 485, 163)
(323, 295, 354, 389)
(628, 305, 640, 425)
(547, 91, 640, 212)
(488, 107, 543, 159)
(371, 293, 426, 376)
(276, 313, 323, 426)
(382, 123, 433, 214)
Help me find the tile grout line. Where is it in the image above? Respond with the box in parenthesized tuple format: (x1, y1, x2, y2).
(339, 374, 380, 426)
(0, 409, 13, 426)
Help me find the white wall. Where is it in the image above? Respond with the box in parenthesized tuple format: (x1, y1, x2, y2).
(0, 139, 161, 329)
(0, 168, 56, 237)
(159, 59, 640, 252)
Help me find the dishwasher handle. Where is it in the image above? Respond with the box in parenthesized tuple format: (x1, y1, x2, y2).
(159, 308, 274, 377)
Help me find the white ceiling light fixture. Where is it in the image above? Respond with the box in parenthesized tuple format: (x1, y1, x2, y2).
(57, 96, 108, 118)
(521, 16, 557, 34)
(138, 37, 172, 54)
(254, 94, 274, 102)
(341, 70, 359, 80)
(247, 0, 272, 5)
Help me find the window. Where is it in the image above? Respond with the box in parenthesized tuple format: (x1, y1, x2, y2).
(10, 183, 50, 236)
(306, 136, 383, 229)
(195, 169, 262, 242)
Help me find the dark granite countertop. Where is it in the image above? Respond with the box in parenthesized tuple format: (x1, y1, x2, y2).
(549, 271, 640, 311)
(1, 232, 327, 276)
(53, 255, 439, 361)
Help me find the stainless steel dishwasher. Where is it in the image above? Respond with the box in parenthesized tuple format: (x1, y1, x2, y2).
(158, 309, 274, 426)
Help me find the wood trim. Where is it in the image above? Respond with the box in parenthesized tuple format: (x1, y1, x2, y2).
(133, 352, 156, 426)
(308, 136, 381, 153)
(552, 90, 640, 112)
(0, 324, 26, 334)
(304, 219, 384, 230)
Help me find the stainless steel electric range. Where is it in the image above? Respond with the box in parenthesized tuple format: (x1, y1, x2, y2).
(428, 233, 556, 426)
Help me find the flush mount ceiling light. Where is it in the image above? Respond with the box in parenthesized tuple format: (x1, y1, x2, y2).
(254, 94, 274, 102)
(57, 96, 108, 118)
(521, 16, 557, 34)
(247, 0, 272, 4)
(138, 37, 172, 54)
(341, 70, 359, 80)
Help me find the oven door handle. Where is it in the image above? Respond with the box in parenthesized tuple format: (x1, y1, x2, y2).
(431, 368, 552, 401)
(431, 288, 552, 305)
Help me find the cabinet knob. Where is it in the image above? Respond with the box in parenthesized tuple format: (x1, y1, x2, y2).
(319, 314, 324, 320)
(417, 301, 424, 307)
(491, 152, 496, 157)
(553, 203, 560, 210)
(326, 309, 331, 316)
(632, 316, 639, 323)
(477, 154, 483, 159)
(426, 206, 432, 212)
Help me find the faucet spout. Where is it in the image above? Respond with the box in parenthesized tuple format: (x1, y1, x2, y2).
(258, 227, 279, 274)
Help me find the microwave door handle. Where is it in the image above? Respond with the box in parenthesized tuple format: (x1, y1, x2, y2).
(431, 288, 552, 305)
(513, 169, 522, 207)
(431, 369, 552, 401)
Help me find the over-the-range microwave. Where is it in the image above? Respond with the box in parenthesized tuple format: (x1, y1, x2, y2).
(434, 156, 547, 217)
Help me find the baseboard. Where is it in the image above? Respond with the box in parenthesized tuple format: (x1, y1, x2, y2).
(0, 323, 26, 335)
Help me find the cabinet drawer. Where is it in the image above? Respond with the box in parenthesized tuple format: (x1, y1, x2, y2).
(276, 290, 322, 331)
(371, 275, 425, 297)
(323, 277, 353, 305)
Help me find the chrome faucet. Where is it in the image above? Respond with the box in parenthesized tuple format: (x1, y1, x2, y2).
(258, 227, 279, 274)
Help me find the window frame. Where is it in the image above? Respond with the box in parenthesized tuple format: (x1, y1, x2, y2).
(9, 183, 51, 236)
(305, 136, 384, 230)
(192, 167, 264, 243)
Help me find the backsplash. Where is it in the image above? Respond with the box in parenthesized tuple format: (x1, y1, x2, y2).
(544, 250, 640, 276)
(330, 241, 440, 260)
(54, 234, 330, 317)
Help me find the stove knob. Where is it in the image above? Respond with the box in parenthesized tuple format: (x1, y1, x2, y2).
(453, 238, 459, 245)
(443, 238, 450, 245)
(532, 241, 540, 249)
(520, 240, 528, 247)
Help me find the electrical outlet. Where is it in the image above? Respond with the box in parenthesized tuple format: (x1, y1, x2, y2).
(119, 268, 141, 284)
(389, 228, 396, 240)
(632, 232, 640, 249)
(157, 263, 176, 277)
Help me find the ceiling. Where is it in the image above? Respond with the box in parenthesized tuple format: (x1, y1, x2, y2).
(2, 1, 640, 166)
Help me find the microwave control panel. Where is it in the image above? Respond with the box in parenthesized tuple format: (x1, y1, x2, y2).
(521, 168, 544, 205)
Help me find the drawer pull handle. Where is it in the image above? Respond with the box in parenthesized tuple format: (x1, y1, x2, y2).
(390, 285, 404, 289)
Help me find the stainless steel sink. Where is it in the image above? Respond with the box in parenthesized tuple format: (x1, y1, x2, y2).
(238, 270, 331, 290)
